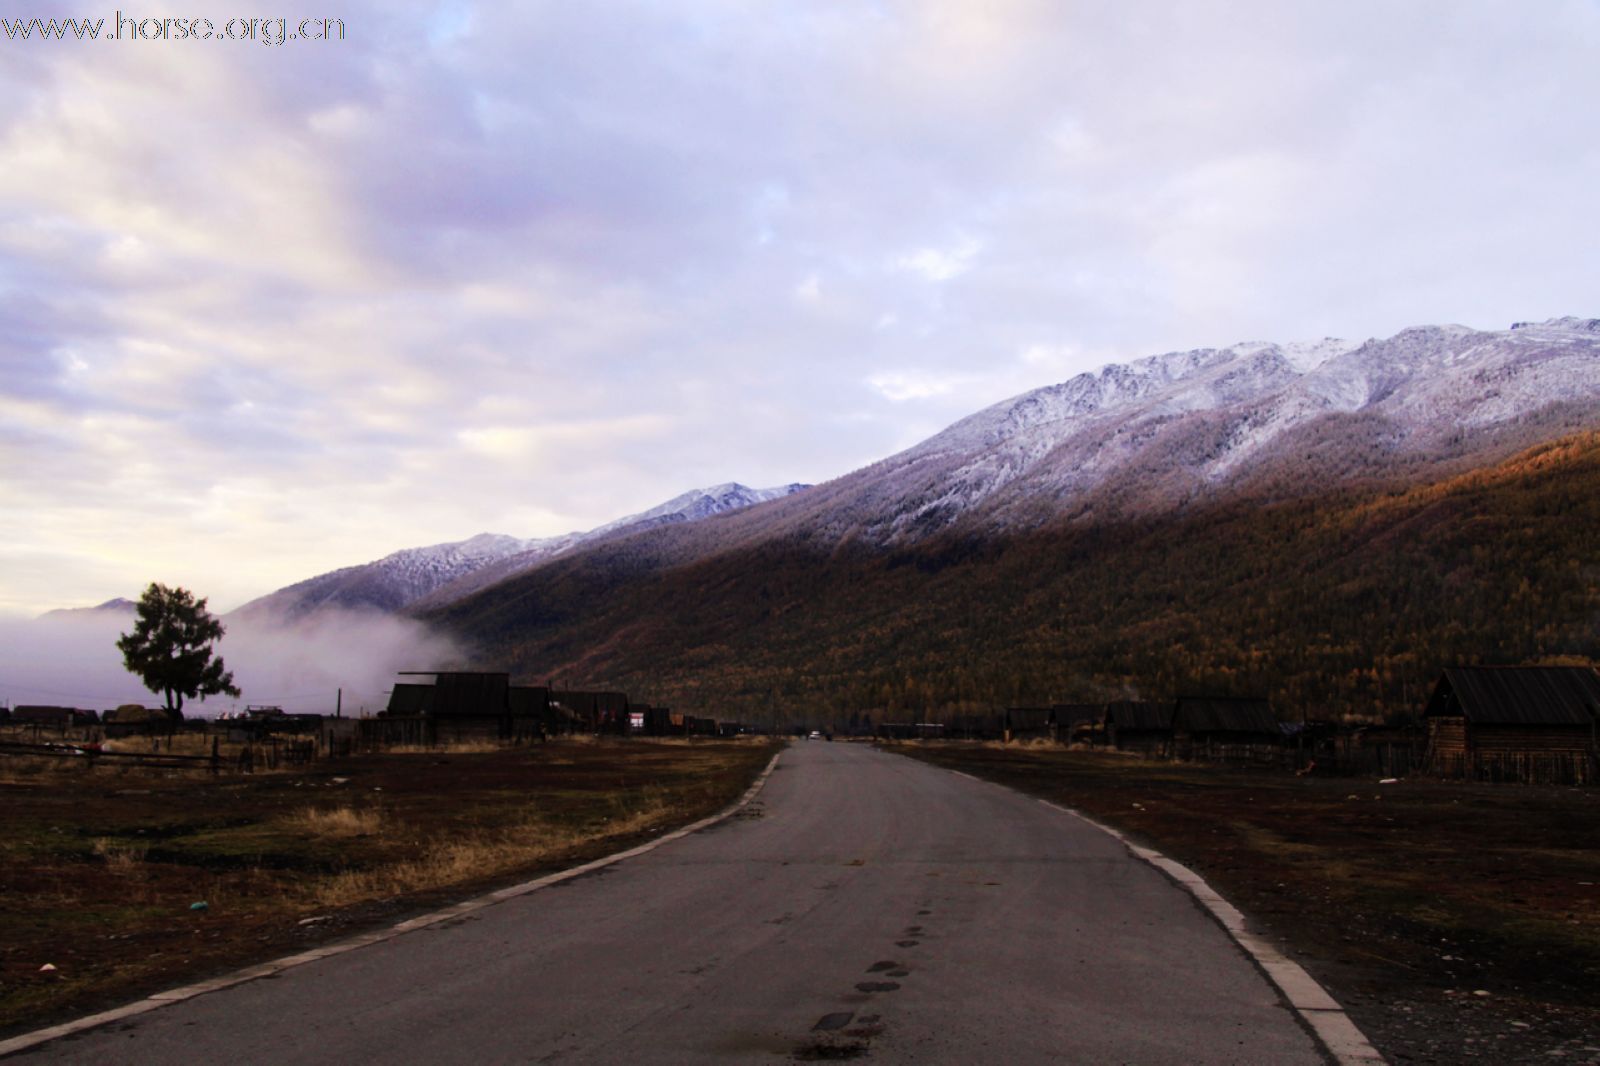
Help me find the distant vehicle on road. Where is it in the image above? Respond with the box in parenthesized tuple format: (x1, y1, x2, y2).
(807, 730, 821, 740)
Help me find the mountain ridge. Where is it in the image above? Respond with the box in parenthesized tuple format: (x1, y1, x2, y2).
(424, 428, 1600, 724)
(231, 481, 810, 622)
(36, 598, 138, 621)
(414, 316, 1600, 721)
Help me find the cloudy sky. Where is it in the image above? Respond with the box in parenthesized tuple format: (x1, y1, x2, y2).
(3, 0, 1598, 616)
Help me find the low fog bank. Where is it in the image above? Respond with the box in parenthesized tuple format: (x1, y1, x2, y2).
(0, 608, 467, 717)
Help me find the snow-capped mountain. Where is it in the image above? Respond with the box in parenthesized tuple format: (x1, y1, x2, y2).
(231, 482, 809, 621)
(472, 317, 1599, 570)
(415, 317, 1600, 712)
(250, 318, 1599, 630)
(804, 316, 1600, 542)
(590, 483, 804, 536)
(408, 482, 810, 609)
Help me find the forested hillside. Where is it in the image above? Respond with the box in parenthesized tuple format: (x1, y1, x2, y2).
(421, 431, 1600, 725)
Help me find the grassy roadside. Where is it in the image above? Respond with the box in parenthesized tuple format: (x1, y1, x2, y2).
(0, 737, 779, 1035)
(889, 742, 1600, 1064)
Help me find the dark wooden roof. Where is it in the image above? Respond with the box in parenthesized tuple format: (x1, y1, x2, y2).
(385, 684, 434, 716)
(944, 713, 1002, 734)
(12, 705, 77, 722)
(433, 672, 510, 716)
(1174, 697, 1277, 734)
(389, 671, 516, 717)
(1425, 667, 1600, 727)
(1105, 701, 1174, 731)
(1052, 704, 1106, 727)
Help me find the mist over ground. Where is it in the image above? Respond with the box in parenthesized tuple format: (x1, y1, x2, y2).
(0, 608, 464, 717)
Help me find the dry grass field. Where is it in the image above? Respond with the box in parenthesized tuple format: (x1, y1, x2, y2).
(0, 737, 778, 1035)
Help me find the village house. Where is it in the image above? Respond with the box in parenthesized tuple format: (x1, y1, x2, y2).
(1423, 666, 1600, 784)
(1004, 706, 1053, 741)
(1105, 700, 1175, 753)
(941, 712, 1003, 740)
(1172, 697, 1280, 752)
(9, 705, 96, 732)
(380, 671, 558, 742)
(1051, 703, 1106, 745)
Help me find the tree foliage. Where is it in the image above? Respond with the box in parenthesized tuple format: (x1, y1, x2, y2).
(117, 582, 241, 717)
(425, 431, 1600, 726)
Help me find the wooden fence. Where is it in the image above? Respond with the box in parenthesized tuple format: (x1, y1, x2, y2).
(0, 739, 220, 772)
(1429, 750, 1597, 786)
(1, 735, 317, 774)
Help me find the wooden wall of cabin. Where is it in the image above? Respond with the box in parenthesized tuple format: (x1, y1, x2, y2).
(1472, 725, 1594, 755)
(1427, 717, 1467, 756)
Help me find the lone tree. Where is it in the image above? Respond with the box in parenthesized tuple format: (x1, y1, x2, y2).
(117, 582, 241, 718)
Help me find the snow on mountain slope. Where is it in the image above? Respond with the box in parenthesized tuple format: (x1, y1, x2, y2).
(252, 318, 1598, 624)
(232, 482, 809, 621)
(860, 317, 1600, 537)
(631, 318, 1600, 557)
(589, 483, 803, 536)
(410, 482, 811, 608)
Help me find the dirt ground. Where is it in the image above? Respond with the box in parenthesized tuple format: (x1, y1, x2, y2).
(894, 743, 1600, 1065)
(0, 737, 777, 1037)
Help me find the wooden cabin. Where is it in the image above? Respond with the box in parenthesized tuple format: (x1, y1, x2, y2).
(942, 713, 1003, 740)
(628, 703, 660, 734)
(1173, 697, 1279, 744)
(1105, 701, 1174, 753)
(1051, 703, 1106, 745)
(385, 684, 435, 716)
(1424, 667, 1600, 783)
(594, 692, 630, 734)
(381, 672, 554, 741)
(507, 686, 556, 736)
(1004, 706, 1053, 740)
(431, 672, 511, 717)
(10, 705, 80, 732)
(552, 691, 598, 730)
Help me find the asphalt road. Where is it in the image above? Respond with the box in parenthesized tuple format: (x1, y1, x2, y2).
(19, 742, 1327, 1064)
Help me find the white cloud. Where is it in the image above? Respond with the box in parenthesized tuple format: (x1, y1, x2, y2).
(895, 237, 981, 282)
(867, 370, 977, 403)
